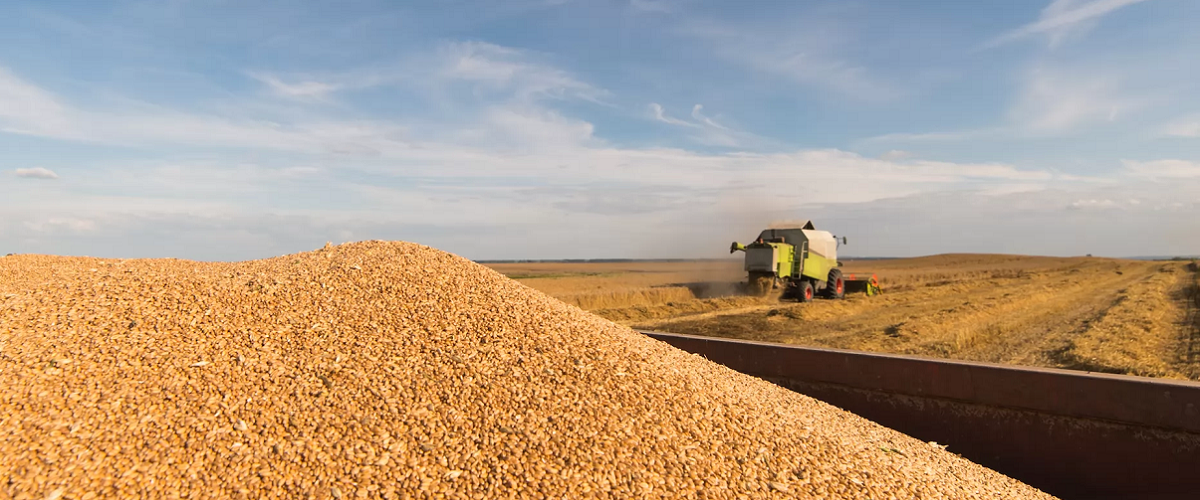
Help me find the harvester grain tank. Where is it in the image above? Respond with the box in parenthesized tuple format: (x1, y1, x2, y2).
(729, 220, 877, 301)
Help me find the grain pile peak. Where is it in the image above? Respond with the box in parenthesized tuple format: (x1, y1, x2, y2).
(0, 241, 1054, 499)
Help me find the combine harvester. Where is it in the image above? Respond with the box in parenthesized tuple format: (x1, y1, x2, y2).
(730, 220, 880, 300)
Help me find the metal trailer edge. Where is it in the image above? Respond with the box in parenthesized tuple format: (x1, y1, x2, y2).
(640, 330, 1200, 500)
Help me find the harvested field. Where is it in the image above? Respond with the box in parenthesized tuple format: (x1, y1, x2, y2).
(487, 260, 744, 312)
(0, 243, 1052, 499)
(496, 255, 1200, 380)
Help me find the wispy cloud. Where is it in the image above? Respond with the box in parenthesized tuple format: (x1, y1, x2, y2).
(1066, 198, 1121, 210)
(0, 40, 615, 155)
(647, 102, 765, 147)
(1124, 159, 1200, 179)
(860, 129, 997, 144)
(679, 20, 895, 100)
(250, 73, 342, 100)
(22, 217, 96, 234)
(986, 0, 1154, 48)
(0, 67, 70, 136)
(1162, 116, 1200, 137)
(649, 103, 698, 127)
(472, 105, 598, 152)
(13, 167, 59, 179)
(871, 65, 1149, 141)
(648, 102, 732, 131)
(241, 41, 606, 107)
(1008, 66, 1144, 133)
(879, 150, 914, 161)
(439, 41, 608, 104)
(0, 65, 393, 150)
(690, 104, 728, 130)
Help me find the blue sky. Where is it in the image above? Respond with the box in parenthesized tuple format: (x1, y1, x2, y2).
(3, 0, 1200, 260)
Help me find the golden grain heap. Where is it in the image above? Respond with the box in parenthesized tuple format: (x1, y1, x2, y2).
(0, 241, 1054, 499)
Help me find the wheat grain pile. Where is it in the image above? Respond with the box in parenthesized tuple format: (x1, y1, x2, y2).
(0, 241, 1054, 499)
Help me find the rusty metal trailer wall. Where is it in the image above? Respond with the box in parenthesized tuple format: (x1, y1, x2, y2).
(641, 331, 1200, 500)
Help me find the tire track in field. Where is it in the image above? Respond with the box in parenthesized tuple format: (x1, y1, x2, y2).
(934, 264, 1160, 365)
(1181, 264, 1200, 375)
(657, 263, 1104, 349)
(652, 260, 1166, 370)
(815, 262, 1151, 358)
(642, 270, 1069, 344)
(625, 302, 779, 328)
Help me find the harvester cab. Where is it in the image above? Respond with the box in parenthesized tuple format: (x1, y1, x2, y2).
(730, 220, 872, 301)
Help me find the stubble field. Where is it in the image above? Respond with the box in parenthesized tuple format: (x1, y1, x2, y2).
(487, 255, 1200, 380)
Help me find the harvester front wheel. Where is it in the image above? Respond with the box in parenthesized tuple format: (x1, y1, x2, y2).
(797, 280, 815, 303)
(826, 269, 845, 299)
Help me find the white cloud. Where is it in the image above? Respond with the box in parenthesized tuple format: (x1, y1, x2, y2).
(439, 41, 607, 103)
(647, 102, 763, 147)
(7, 170, 1197, 260)
(680, 21, 894, 100)
(0, 41, 611, 154)
(1124, 159, 1200, 179)
(979, 183, 1049, 196)
(649, 103, 698, 127)
(987, 0, 1154, 48)
(13, 167, 59, 179)
(879, 150, 915, 161)
(22, 217, 96, 234)
(1162, 117, 1200, 137)
(0, 67, 377, 150)
(0, 67, 71, 136)
(476, 106, 597, 151)
(860, 129, 997, 144)
(1009, 67, 1143, 133)
(804, 183, 1200, 257)
(1067, 198, 1119, 210)
(742, 50, 889, 100)
(250, 73, 341, 100)
(690, 104, 728, 130)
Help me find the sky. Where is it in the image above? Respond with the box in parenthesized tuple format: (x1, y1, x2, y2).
(2, 0, 1200, 261)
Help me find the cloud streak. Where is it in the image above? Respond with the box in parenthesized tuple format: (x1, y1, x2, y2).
(0, 67, 70, 136)
(679, 20, 896, 101)
(986, 0, 1154, 48)
(648, 102, 765, 147)
(860, 129, 998, 144)
(1162, 117, 1200, 137)
(649, 103, 698, 127)
(439, 41, 608, 104)
(0, 41, 614, 155)
(1124, 159, 1200, 179)
(1008, 66, 1143, 133)
(250, 73, 342, 100)
(13, 167, 60, 179)
(690, 104, 728, 130)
